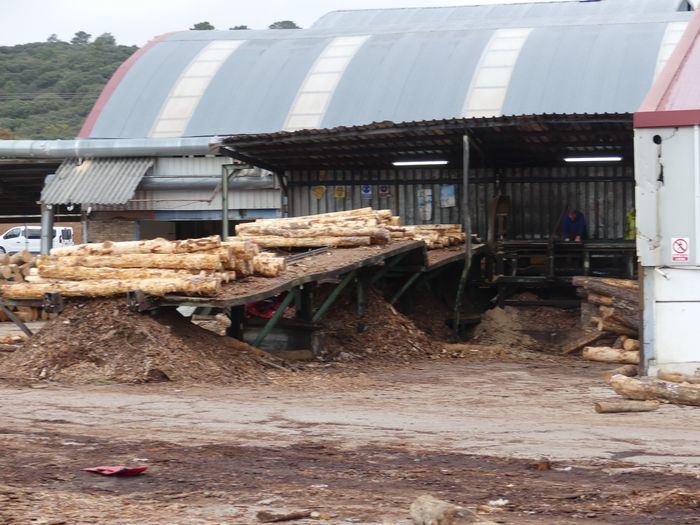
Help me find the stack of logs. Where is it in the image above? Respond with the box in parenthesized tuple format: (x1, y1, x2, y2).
(569, 276, 642, 367)
(235, 208, 466, 250)
(0, 251, 35, 284)
(0, 236, 286, 300)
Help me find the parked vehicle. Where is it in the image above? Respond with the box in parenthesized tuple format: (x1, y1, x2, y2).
(0, 226, 74, 254)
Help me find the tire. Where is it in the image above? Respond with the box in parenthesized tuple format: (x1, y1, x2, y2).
(0, 247, 5, 254)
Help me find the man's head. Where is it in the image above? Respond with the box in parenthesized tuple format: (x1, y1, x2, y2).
(567, 206, 578, 221)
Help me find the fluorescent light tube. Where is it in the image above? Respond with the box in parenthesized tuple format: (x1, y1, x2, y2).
(564, 156, 623, 163)
(392, 160, 449, 167)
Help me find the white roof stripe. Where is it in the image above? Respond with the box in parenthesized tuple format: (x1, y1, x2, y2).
(462, 28, 533, 118)
(150, 40, 244, 138)
(284, 36, 370, 132)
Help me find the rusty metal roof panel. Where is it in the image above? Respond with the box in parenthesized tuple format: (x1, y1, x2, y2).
(41, 157, 153, 205)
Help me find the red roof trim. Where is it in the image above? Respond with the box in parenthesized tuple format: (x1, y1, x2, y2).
(78, 33, 176, 138)
(635, 109, 700, 128)
(636, 10, 700, 127)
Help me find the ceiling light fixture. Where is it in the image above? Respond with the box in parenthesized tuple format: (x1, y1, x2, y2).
(392, 160, 449, 167)
(564, 156, 623, 163)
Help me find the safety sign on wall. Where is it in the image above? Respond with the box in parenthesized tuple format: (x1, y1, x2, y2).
(671, 237, 690, 262)
(361, 184, 373, 199)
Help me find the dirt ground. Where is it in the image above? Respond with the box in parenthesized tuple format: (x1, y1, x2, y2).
(1, 359, 699, 524)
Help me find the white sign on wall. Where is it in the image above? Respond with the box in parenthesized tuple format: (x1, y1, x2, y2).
(671, 237, 690, 262)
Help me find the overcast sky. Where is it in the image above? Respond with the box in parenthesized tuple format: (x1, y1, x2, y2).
(0, 0, 569, 46)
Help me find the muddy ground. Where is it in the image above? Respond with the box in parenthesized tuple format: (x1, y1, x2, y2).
(1, 360, 699, 524)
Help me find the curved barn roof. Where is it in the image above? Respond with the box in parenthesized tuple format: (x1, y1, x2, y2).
(80, 0, 694, 140)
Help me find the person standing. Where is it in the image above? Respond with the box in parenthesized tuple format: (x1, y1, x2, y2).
(562, 206, 587, 241)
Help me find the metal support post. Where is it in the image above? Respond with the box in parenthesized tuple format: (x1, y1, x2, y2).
(312, 270, 357, 323)
(221, 163, 252, 239)
(297, 284, 314, 322)
(253, 288, 298, 347)
(0, 304, 33, 337)
(40, 203, 55, 255)
(390, 272, 422, 305)
(370, 253, 408, 285)
(453, 134, 472, 336)
(226, 305, 246, 340)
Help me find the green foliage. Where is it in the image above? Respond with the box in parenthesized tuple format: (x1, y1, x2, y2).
(269, 20, 300, 29)
(70, 31, 92, 45)
(191, 21, 215, 30)
(0, 37, 137, 139)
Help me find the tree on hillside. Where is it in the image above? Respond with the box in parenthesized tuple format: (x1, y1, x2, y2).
(93, 33, 116, 47)
(0, 40, 137, 139)
(230, 25, 249, 30)
(269, 20, 300, 29)
(70, 31, 91, 45)
(46, 34, 61, 43)
(191, 21, 215, 30)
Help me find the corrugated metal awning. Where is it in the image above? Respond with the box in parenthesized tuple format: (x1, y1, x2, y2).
(41, 157, 154, 205)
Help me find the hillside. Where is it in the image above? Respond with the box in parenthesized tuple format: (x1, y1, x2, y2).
(0, 35, 137, 140)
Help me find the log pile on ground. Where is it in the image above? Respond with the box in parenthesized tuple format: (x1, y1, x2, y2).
(0, 298, 286, 383)
(572, 276, 641, 365)
(606, 371, 700, 408)
(0, 236, 286, 299)
(0, 250, 34, 284)
(234, 208, 466, 250)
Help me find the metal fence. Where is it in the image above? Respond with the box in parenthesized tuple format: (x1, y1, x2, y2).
(287, 166, 635, 240)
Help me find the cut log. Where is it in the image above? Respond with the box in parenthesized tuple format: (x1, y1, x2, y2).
(610, 374, 700, 406)
(222, 240, 259, 260)
(240, 236, 372, 248)
(0, 254, 8, 265)
(597, 317, 638, 337)
(562, 330, 607, 355)
(37, 265, 202, 281)
(594, 400, 661, 413)
(583, 347, 639, 364)
(599, 305, 639, 330)
(237, 225, 391, 243)
(0, 333, 29, 345)
(657, 370, 700, 385)
(623, 338, 641, 352)
(9, 250, 32, 265)
(603, 364, 639, 383)
(252, 254, 286, 277)
(612, 335, 630, 349)
(0, 344, 20, 353)
(1, 276, 221, 299)
(50, 236, 221, 257)
(38, 253, 223, 271)
(572, 276, 640, 305)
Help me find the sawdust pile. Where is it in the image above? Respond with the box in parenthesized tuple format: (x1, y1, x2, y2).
(471, 302, 581, 354)
(319, 288, 438, 362)
(402, 288, 455, 342)
(0, 299, 281, 384)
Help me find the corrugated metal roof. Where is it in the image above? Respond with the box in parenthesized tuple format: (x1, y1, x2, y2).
(636, 9, 700, 127)
(41, 157, 153, 205)
(219, 113, 633, 170)
(80, 1, 693, 140)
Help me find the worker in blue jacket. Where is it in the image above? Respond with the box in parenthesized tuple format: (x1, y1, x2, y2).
(562, 206, 587, 241)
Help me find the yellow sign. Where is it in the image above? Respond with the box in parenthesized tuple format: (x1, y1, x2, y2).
(311, 186, 326, 200)
(334, 186, 346, 199)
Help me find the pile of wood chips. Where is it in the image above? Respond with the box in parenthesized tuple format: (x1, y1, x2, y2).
(235, 208, 466, 250)
(0, 236, 286, 300)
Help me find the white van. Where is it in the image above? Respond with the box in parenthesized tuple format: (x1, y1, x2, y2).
(0, 226, 74, 254)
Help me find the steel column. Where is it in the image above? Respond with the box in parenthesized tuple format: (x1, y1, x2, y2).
(253, 288, 298, 347)
(312, 270, 357, 323)
(453, 134, 472, 335)
(390, 272, 421, 305)
(40, 203, 55, 255)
